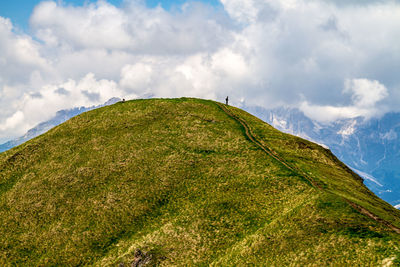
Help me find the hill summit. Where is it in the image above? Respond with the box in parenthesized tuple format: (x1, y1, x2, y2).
(1, 98, 400, 266)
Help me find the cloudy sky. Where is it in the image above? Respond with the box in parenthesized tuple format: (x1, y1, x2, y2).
(0, 0, 399, 142)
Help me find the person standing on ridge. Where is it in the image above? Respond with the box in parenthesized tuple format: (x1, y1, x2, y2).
(226, 96, 229, 105)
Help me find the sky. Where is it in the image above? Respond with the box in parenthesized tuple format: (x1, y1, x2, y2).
(0, 0, 399, 142)
(0, 0, 221, 31)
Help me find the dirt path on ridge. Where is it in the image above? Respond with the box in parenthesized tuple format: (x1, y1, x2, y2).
(216, 102, 400, 234)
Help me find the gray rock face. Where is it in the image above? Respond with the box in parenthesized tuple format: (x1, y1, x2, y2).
(244, 105, 400, 207)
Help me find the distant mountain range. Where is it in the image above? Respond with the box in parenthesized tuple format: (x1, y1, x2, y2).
(1, 97, 399, 208)
(244, 105, 400, 208)
(0, 97, 121, 153)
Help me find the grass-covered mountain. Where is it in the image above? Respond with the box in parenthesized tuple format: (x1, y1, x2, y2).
(1, 98, 400, 266)
(244, 105, 400, 208)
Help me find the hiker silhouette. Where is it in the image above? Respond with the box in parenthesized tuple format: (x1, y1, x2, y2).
(225, 96, 229, 105)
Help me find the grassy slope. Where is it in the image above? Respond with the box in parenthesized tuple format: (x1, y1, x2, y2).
(0, 98, 400, 266)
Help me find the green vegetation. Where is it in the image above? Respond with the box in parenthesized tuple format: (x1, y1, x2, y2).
(1, 97, 400, 266)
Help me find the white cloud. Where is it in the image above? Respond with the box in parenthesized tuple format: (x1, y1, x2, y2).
(0, 72, 123, 142)
(25, 73, 122, 122)
(300, 79, 388, 122)
(1, 0, 400, 142)
(31, 1, 132, 50)
(0, 111, 24, 132)
(219, 0, 259, 23)
(31, 1, 231, 54)
(0, 17, 51, 89)
(120, 63, 153, 94)
(344, 79, 388, 108)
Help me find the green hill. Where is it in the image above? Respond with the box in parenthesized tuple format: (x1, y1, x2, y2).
(1, 98, 400, 266)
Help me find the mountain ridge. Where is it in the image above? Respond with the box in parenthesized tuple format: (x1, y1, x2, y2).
(2, 98, 400, 209)
(0, 97, 121, 153)
(1, 98, 400, 265)
(244, 105, 400, 207)
(219, 103, 400, 233)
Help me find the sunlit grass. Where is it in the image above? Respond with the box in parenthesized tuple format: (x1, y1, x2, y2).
(0, 98, 399, 266)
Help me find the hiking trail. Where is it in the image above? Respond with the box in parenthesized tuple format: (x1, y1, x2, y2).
(216, 102, 400, 234)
